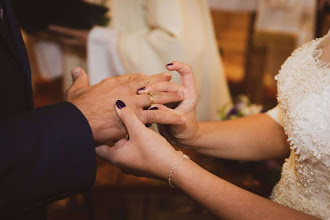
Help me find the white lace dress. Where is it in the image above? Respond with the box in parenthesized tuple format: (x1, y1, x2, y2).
(267, 34, 330, 219)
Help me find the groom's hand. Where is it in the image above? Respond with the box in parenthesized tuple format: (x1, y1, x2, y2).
(66, 67, 185, 145)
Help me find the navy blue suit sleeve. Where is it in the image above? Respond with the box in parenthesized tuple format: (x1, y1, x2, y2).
(0, 102, 96, 210)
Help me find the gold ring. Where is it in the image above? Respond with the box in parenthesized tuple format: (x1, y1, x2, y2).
(146, 92, 154, 105)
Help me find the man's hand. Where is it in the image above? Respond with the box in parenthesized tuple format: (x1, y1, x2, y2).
(66, 67, 185, 145)
(96, 100, 182, 181)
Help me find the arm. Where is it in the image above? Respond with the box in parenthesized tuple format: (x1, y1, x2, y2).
(97, 101, 317, 220)
(186, 114, 289, 160)
(172, 156, 317, 219)
(140, 62, 290, 161)
(0, 67, 184, 211)
(0, 102, 96, 211)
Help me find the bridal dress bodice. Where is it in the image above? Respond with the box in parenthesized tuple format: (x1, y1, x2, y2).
(269, 34, 330, 219)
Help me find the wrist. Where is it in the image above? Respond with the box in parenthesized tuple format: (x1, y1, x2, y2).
(161, 150, 183, 181)
(168, 151, 190, 187)
(167, 151, 193, 188)
(175, 122, 202, 148)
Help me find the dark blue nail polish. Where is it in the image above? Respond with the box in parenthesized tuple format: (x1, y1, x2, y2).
(149, 107, 158, 110)
(137, 87, 146, 91)
(116, 100, 126, 109)
(166, 63, 173, 67)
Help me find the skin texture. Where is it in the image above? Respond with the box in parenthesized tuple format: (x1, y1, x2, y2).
(66, 67, 184, 145)
(98, 62, 318, 219)
(141, 62, 289, 161)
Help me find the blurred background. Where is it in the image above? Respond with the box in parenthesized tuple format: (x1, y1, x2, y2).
(13, 0, 330, 219)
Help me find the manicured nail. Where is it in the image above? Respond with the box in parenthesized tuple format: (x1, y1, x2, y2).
(137, 87, 146, 92)
(116, 100, 126, 109)
(145, 123, 152, 127)
(166, 63, 173, 67)
(148, 107, 158, 110)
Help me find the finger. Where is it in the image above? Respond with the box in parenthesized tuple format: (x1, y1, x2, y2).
(137, 81, 184, 95)
(70, 67, 89, 91)
(119, 73, 147, 82)
(95, 140, 127, 164)
(136, 91, 183, 107)
(95, 145, 112, 161)
(116, 73, 147, 90)
(114, 138, 128, 147)
(144, 105, 158, 127)
(148, 72, 172, 84)
(141, 105, 185, 125)
(134, 72, 172, 91)
(165, 62, 196, 92)
(115, 100, 147, 137)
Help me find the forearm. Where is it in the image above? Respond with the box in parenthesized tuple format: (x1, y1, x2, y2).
(185, 114, 289, 161)
(0, 102, 96, 209)
(172, 159, 317, 219)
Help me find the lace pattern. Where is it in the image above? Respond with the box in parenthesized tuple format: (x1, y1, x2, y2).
(271, 37, 330, 219)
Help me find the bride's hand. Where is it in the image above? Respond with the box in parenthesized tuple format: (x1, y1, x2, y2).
(95, 100, 183, 181)
(138, 61, 200, 147)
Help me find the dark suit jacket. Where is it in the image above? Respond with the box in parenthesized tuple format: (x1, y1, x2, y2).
(0, 0, 96, 218)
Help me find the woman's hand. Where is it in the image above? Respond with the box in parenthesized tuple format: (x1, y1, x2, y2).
(138, 61, 200, 147)
(95, 100, 183, 181)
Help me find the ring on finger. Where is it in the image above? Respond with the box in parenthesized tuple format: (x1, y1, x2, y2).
(146, 92, 154, 105)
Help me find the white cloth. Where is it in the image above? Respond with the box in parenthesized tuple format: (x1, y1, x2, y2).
(268, 33, 330, 219)
(88, 27, 125, 84)
(208, 0, 258, 12)
(27, 39, 63, 80)
(266, 105, 284, 127)
(255, 0, 317, 46)
(87, 0, 232, 121)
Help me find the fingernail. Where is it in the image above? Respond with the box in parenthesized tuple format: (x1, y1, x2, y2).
(148, 106, 158, 110)
(72, 68, 80, 78)
(166, 63, 173, 67)
(145, 123, 152, 127)
(165, 73, 172, 80)
(137, 87, 146, 93)
(116, 100, 126, 109)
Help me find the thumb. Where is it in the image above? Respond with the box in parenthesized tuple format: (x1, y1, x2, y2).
(115, 100, 146, 138)
(70, 67, 89, 90)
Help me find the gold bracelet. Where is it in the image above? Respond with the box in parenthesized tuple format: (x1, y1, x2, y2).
(168, 151, 190, 187)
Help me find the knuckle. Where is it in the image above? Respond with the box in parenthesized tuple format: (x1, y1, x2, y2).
(66, 87, 75, 96)
(146, 112, 157, 123)
(100, 77, 111, 84)
(185, 64, 192, 71)
(126, 74, 134, 81)
(144, 93, 152, 104)
(136, 73, 147, 78)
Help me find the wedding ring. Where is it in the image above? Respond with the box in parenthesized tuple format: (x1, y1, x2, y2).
(146, 92, 154, 105)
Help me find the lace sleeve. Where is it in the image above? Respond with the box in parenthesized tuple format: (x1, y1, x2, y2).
(266, 105, 284, 127)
